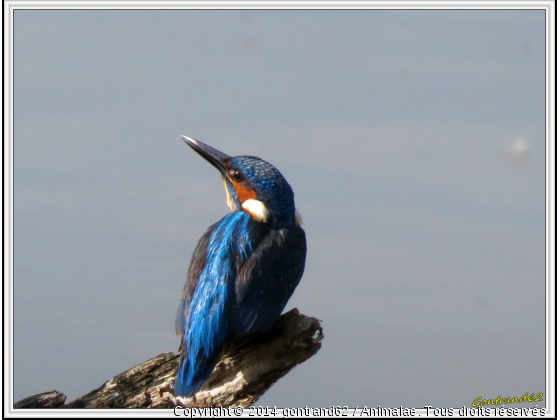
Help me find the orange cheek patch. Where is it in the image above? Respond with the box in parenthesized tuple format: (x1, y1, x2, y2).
(234, 183, 257, 202)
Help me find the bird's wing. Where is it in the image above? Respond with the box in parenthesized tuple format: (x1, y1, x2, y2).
(175, 212, 250, 395)
(231, 225, 307, 336)
(174, 221, 217, 336)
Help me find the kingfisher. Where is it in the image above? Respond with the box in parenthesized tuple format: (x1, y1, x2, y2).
(174, 136, 307, 397)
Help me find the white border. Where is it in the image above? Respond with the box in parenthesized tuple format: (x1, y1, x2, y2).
(3, 1, 556, 418)
(2, 0, 558, 10)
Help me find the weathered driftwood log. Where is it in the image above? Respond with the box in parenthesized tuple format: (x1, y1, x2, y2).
(15, 309, 323, 409)
(14, 390, 67, 409)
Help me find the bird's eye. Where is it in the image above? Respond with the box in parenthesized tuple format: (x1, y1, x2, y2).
(229, 169, 243, 182)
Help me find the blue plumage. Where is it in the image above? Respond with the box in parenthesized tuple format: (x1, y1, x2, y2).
(174, 136, 306, 397)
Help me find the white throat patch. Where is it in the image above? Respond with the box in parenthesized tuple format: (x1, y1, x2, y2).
(242, 199, 270, 223)
(223, 179, 236, 211)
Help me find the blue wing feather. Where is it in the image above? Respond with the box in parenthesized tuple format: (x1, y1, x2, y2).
(175, 212, 253, 396)
(175, 224, 213, 336)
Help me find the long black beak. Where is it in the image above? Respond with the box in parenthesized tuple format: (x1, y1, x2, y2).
(181, 136, 231, 175)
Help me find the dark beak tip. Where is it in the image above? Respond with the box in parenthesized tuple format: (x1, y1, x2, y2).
(181, 135, 197, 147)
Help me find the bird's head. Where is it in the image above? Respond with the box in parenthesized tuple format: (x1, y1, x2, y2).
(182, 136, 301, 228)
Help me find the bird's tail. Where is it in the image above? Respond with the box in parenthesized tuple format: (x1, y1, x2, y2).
(174, 342, 222, 397)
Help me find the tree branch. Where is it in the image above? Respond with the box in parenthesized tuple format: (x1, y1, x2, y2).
(14, 309, 323, 409)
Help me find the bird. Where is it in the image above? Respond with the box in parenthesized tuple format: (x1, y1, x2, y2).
(174, 136, 306, 397)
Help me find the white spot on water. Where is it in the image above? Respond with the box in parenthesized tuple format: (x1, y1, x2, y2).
(507, 137, 530, 163)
